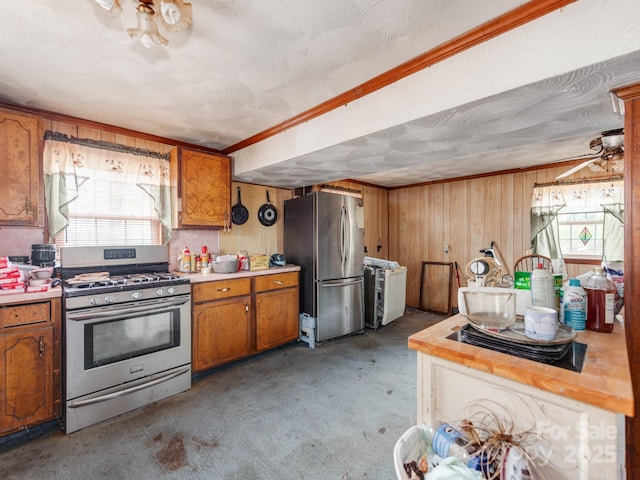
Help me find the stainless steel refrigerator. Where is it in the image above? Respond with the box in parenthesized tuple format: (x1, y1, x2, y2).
(284, 192, 365, 345)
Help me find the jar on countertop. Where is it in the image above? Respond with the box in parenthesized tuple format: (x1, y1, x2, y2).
(583, 267, 616, 333)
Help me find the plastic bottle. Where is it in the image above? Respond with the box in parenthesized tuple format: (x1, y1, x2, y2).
(558, 282, 565, 324)
(562, 278, 587, 331)
(431, 422, 487, 472)
(530, 264, 556, 310)
(181, 246, 191, 272)
(190, 252, 197, 272)
(583, 267, 616, 333)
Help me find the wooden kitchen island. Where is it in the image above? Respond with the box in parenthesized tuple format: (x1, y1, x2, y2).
(408, 314, 633, 479)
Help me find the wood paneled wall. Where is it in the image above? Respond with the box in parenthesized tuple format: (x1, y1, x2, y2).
(389, 163, 609, 311)
(219, 182, 293, 256)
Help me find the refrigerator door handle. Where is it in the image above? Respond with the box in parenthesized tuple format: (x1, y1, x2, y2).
(338, 206, 346, 268)
(321, 279, 363, 287)
(343, 206, 351, 267)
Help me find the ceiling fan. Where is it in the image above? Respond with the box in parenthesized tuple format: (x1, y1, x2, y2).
(555, 128, 624, 179)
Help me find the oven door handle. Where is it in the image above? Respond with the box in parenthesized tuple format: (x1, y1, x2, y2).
(67, 367, 190, 409)
(66, 296, 190, 321)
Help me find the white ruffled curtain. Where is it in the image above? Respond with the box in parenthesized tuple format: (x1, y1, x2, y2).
(530, 179, 624, 261)
(43, 132, 172, 243)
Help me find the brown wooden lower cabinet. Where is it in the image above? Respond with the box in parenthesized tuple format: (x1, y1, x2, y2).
(0, 297, 61, 435)
(192, 271, 299, 373)
(193, 296, 253, 371)
(255, 287, 299, 352)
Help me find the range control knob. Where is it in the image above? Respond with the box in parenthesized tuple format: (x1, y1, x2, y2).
(156, 288, 165, 296)
(166, 287, 175, 294)
(90, 297, 100, 305)
(131, 291, 142, 300)
(105, 295, 116, 304)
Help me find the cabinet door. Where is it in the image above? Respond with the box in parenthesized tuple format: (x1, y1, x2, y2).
(0, 328, 53, 433)
(362, 185, 388, 259)
(172, 148, 231, 228)
(255, 287, 299, 352)
(193, 296, 252, 372)
(0, 109, 42, 226)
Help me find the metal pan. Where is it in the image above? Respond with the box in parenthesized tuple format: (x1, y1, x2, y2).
(258, 190, 278, 227)
(231, 186, 249, 225)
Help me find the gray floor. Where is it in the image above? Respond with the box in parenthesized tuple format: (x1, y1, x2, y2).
(0, 308, 444, 480)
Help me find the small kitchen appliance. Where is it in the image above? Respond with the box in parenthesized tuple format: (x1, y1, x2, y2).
(59, 245, 192, 434)
(31, 243, 56, 267)
(270, 253, 286, 267)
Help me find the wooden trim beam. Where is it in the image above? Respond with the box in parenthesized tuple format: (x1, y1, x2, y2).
(612, 81, 640, 480)
(223, 0, 577, 155)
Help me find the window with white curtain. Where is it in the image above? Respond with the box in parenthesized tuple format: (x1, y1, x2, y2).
(43, 132, 173, 247)
(531, 177, 624, 261)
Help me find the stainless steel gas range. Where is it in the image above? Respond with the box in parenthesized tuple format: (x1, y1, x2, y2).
(60, 245, 192, 434)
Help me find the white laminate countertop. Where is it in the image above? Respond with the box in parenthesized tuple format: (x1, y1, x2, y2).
(0, 286, 62, 305)
(174, 264, 301, 284)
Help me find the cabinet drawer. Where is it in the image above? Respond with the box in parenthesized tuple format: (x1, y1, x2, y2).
(255, 272, 299, 293)
(1, 302, 50, 328)
(193, 278, 252, 303)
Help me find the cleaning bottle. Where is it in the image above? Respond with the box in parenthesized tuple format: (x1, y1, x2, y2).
(530, 264, 556, 310)
(583, 267, 616, 333)
(562, 278, 587, 331)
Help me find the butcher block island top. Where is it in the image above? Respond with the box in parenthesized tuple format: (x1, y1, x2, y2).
(408, 314, 633, 417)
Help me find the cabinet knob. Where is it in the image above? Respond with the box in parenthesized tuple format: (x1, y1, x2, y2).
(39, 335, 45, 358)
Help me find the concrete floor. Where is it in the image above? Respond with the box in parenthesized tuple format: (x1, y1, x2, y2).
(0, 308, 444, 480)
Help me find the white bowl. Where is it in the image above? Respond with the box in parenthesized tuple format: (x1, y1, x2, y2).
(30, 268, 53, 280)
(212, 259, 239, 274)
(524, 306, 558, 341)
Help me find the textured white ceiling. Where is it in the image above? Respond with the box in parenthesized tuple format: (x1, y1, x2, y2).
(0, 0, 639, 188)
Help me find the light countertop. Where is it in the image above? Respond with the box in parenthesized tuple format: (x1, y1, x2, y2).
(408, 314, 633, 416)
(174, 264, 301, 283)
(0, 286, 62, 305)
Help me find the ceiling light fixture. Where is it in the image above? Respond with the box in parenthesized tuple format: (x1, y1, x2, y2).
(92, 0, 192, 48)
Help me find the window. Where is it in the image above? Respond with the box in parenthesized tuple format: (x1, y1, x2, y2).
(58, 178, 162, 247)
(557, 207, 604, 257)
(531, 178, 623, 261)
(43, 132, 172, 247)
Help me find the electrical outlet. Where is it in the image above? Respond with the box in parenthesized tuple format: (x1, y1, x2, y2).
(444, 245, 450, 254)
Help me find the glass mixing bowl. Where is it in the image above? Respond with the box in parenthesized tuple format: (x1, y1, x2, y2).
(462, 290, 516, 330)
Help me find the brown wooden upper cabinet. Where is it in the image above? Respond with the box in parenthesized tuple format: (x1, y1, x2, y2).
(362, 185, 388, 260)
(0, 108, 43, 226)
(170, 147, 231, 228)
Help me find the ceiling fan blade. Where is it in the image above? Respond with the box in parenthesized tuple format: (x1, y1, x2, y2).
(555, 158, 597, 179)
